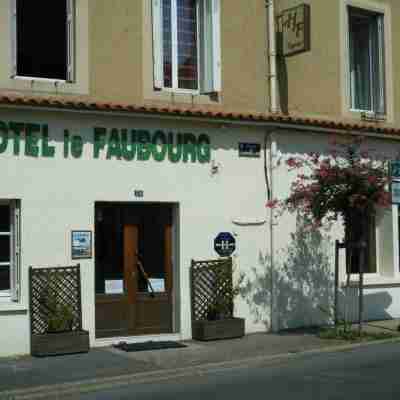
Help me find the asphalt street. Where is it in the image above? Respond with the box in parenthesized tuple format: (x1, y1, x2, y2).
(77, 341, 400, 400)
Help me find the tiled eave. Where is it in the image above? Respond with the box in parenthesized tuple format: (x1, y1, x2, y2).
(0, 92, 399, 137)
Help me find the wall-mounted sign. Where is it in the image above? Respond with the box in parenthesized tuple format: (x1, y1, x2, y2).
(214, 232, 236, 257)
(134, 190, 144, 198)
(0, 120, 211, 164)
(239, 143, 261, 158)
(71, 230, 92, 259)
(276, 4, 311, 57)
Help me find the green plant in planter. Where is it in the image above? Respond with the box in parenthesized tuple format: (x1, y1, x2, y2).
(39, 273, 75, 333)
(206, 260, 241, 321)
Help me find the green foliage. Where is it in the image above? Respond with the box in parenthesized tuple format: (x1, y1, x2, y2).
(39, 273, 75, 333)
(319, 327, 395, 341)
(270, 136, 391, 230)
(206, 260, 241, 321)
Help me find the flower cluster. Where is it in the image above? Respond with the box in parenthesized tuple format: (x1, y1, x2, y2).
(267, 136, 392, 229)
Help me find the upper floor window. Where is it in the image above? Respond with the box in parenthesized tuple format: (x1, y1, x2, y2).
(0, 201, 20, 302)
(12, 0, 75, 82)
(152, 0, 221, 93)
(348, 6, 385, 114)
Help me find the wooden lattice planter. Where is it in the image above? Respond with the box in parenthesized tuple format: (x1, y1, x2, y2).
(29, 265, 89, 357)
(191, 258, 245, 341)
(192, 318, 245, 341)
(31, 331, 89, 357)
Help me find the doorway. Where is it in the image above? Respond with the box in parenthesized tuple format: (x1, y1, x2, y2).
(94, 203, 175, 338)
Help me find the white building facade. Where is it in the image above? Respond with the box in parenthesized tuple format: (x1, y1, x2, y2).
(0, 101, 400, 357)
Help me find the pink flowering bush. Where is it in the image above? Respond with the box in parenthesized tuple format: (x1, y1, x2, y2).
(268, 136, 391, 230)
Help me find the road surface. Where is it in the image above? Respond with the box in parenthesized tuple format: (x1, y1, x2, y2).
(79, 341, 400, 399)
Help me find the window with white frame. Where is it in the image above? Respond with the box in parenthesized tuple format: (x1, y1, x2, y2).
(0, 201, 20, 301)
(152, 0, 221, 93)
(348, 6, 385, 114)
(12, 0, 75, 81)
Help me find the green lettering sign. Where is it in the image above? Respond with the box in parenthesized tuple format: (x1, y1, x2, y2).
(25, 123, 40, 157)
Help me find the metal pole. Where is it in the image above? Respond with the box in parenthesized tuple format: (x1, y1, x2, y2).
(334, 240, 339, 326)
(358, 241, 365, 336)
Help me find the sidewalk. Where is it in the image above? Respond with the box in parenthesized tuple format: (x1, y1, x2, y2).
(0, 320, 399, 399)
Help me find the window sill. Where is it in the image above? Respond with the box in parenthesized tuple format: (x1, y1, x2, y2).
(348, 108, 387, 122)
(0, 302, 28, 312)
(342, 276, 400, 289)
(13, 75, 67, 84)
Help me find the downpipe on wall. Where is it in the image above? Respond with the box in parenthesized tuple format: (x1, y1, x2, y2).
(266, 0, 278, 114)
(264, 131, 278, 332)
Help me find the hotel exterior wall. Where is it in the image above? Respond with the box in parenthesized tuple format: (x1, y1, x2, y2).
(0, 109, 268, 357)
(275, 0, 400, 125)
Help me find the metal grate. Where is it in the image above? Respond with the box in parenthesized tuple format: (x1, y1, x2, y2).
(29, 265, 83, 335)
(190, 258, 233, 322)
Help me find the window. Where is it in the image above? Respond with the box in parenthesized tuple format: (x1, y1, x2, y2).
(0, 201, 20, 301)
(347, 215, 377, 274)
(12, 0, 75, 81)
(348, 6, 385, 114)
(152, 0, 221, 93)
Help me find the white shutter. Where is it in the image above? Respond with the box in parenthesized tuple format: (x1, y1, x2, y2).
(199, 0, 221, 94)
(66, 0, 75, 82)
(376, 15, 386, 115)
(11, 0, 17, 77)
(210, 0, 221, 92)
(11, 200, 20, 302)
(152, 0, 163, 90)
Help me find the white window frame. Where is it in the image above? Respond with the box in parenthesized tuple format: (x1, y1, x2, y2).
(11, 0, 75, 83)
(347, 6, 385, 115)
(0, 200, 20, 302)
(152, 0, 221, 94)
(341, 0, 393, 120)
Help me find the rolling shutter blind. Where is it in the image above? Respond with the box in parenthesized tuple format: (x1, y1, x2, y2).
(66, 0, 75, 82)
(152, 0, 164, 90)
(199, 0, 221, 94)
(11, 0, 17, 77)
(11, 200, 20, 302)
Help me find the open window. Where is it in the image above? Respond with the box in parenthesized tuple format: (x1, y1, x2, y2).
(12, 0, 75, 81)
(152, 0, 221, 93)
(348, 6, 385, 115)
(0, 201, 20, 302)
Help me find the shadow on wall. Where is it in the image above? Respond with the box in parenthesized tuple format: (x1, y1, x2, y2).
(276, 31, 289, 115)
(239, 216, 334, 331)
(239, 216, 394, 331)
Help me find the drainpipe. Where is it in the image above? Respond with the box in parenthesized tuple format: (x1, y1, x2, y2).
(267, 0, 278, 114)
(265, 0, 278, 332)
(265, 131, 278, 332)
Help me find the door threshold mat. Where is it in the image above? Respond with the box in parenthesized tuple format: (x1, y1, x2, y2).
(113, 340, 187, 352)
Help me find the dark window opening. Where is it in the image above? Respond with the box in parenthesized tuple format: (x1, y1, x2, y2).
(17, 0, 68, 80)
(348, 215, 377, 274)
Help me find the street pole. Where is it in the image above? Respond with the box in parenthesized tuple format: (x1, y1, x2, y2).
(334, 240, 339, 327)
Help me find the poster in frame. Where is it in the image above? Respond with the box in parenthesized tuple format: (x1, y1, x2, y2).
(71, 230, 92, 259)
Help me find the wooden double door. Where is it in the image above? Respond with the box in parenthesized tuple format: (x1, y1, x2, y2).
(95, 203, 173, 338)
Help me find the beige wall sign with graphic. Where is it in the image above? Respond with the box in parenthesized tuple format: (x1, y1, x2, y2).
(277, 4, 311, 57)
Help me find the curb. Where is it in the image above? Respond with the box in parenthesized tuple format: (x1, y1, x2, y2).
(2, 336, 400, 400)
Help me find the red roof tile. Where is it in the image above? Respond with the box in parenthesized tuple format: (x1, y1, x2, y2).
(0, 92, 399, 136)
